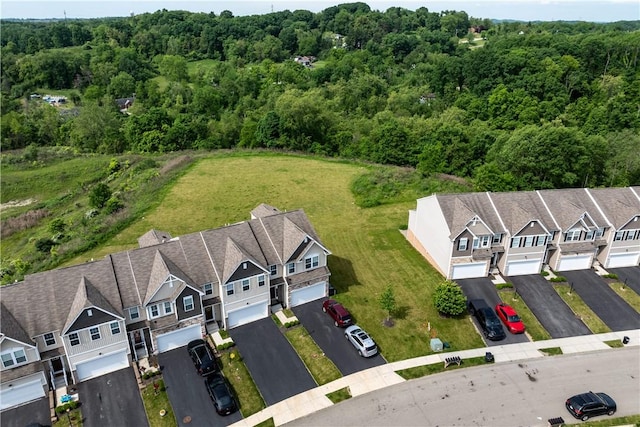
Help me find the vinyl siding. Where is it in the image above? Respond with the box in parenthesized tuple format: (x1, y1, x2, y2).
(64, 320, 127, 356)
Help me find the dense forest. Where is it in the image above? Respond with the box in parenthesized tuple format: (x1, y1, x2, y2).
(2, 2, 640, 189)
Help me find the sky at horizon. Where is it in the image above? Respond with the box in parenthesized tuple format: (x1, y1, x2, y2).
(1, 0, 639, 22)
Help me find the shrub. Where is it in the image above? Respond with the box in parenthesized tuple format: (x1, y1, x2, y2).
(540, 270, 549, 276)
(550, 276, 567, 282)
(55, 400, 79, 414)
(217, 341, 235, 351)
(285, 320, 300, 328)
(35, 238, 56, 253)
(105, 197, 124, 214)
(89, 183, 112, 209)
(496, 282, 513, 290)
(602, 273, 618, 279)
(433, 280, 466, 316)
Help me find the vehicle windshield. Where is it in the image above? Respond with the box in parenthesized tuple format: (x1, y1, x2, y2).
(507, 314, 521, 322)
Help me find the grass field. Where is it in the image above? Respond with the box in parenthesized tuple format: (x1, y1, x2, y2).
(66, 153, 483, 362)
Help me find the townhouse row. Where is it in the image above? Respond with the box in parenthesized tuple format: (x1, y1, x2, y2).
(0, 204, 331, 411)
(408, 187, 640, 280)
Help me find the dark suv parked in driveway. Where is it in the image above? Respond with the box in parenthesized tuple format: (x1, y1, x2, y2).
(187, 339, 218, 376)
(468, 299, 506, 341)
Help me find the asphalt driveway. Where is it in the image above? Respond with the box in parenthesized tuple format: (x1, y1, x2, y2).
(77, 367, 148, 427)
(456, 278, 529, 346)
(230, 317, 316, 406)
(159, 347, 242, 427)
(509, 274, 591, 338)
(561, 270, 640, 331)
(610, 266, 640, 296)
(292, 300, 386, 376)
(1, 396, 50, 427)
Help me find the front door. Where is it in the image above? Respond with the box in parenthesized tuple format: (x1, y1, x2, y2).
(51, 357, 64, 374)
(270, 286, 278, 304)
(204, 305, 214, 322)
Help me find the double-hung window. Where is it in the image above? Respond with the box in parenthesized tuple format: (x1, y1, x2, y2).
(1, 349, 27, 367)
(90, 327, 101, 341)
(110, 321, 121, 335)
(511, 237, 521, 248)
(270, 265, 277, 276)
(258, 275, 266, 287)
(614, 231, 624, 241)
(287, 262, 295, 274)
(164, 301, 173, 314)
(242, 279, 250, 291)
(305, 256, 319, 269)
(202, 283, 213, 296)
(472, 237, 479, 249)
(69, 333, 80, 346)
(44, 332, 56, 346)
(585, 230, 595, 240)
(524, 236, 534, 247)
(226, 283, 234, 296)
(565, 229, 581, 242)
(536, 235, 547, 246)
(148, 304, 160, 318)
(626, 230, 638, 240)
(128, 306, 140, 320)
(183, 295, 194, 311)
(458, 238, 468, 251)
(492, 234, 502, 244)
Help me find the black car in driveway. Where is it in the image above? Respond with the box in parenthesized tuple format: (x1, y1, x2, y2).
(468, 299, 506, 341)
(566, 391, 616, 421)
(187, 339, 218, 376)
(205, 372, 238, 416)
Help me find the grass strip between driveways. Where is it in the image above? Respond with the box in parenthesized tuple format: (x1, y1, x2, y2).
(283, 325, 342, 386)
(220, 349, 266, 417)
(326, 387, 352, 404)
(141, 379, 177, 427)
(498, 290, 551, 341)
(396, 355, 488, 380)
(608, 282, 640, 312)
(552, 284, 610, 334)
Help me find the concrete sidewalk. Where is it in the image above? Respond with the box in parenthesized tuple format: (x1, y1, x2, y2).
(230, 329, 640, 427)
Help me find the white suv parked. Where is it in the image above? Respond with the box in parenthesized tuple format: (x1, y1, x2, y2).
(345, 325, 378, 357)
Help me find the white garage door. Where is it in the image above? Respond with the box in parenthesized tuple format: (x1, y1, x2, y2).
(451, 263, 486, 280)
(156, 324, 202, 353)
(227, 301, 268, 328)
(607, 253, 640, 268)
(75, 350, 129, 381)
(290, 282, 326, 307)
(558, 254, 592, 272)
(505, 259, 541, 276)
(0, 374, 45, 410)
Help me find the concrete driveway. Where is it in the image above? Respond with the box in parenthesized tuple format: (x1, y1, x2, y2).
(77, 367, 148, 427)
(509, 274, 591, 338)
(292, 300, 386, 376)
(230, 317, 316, 406)
(159, 347, 242, 427)
(610, 266, 640, 296)
(561, 270, 640, 331)
(1, 397, 50, 427)
(456, 278, 529, 346)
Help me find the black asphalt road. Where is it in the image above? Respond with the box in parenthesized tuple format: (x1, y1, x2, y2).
(510, 274, 591, 338)
(456, 278, 529, 346)
(561, 270, 640, 331)
(292, 300, 386, 376)
(230, 317, 316, 406)
(78, 367, 148, 427)
(1, 396, 50, 427)
(610, 266, 640, 296)
(159, 347, 242, 427)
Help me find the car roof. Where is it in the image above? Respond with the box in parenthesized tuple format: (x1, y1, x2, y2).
(498, 303, 517, 315)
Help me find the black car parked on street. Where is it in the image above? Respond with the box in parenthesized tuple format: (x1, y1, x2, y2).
(566, 391, 616, 421)
(468, 299, 506, 341)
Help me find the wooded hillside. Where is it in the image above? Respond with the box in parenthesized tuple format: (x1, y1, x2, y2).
(2, 2, 639, 189)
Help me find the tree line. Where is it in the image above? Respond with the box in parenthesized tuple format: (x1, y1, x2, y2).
(2, 2, 639, 189)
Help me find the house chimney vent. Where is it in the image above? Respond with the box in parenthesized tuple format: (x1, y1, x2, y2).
(87, 309, 93, 317)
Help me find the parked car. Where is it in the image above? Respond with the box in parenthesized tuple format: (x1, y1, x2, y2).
(468, 299, 506, 341)
(566, 391, 616, 421)
(187, 339, 218, 376)
(322, 299, 352, 327)
(205, 372, 238, 416)
(344, 325, 378, 357)
(495, 303, 526, 334)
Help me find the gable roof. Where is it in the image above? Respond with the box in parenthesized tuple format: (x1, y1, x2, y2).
(587, 187, 640, 229)
(489, 191, 557, 234)
(537, 189, 607, 231)
(63, 277, 121, 333)
(0, 303, 34, 346)
(251, 203, 281, 218)
(138, 229, 173, 248)
(435, 193, 505, 239)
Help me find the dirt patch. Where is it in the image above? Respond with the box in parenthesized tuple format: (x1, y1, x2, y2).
(0, 198, 37, 211)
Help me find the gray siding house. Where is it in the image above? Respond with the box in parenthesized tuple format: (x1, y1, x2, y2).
(0, 205, 331, 410)
(407, 187, 640, 280)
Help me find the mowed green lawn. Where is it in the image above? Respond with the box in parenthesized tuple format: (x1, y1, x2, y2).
(71, 154, 483, 361)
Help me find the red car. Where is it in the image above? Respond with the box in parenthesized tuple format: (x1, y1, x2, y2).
(322, 299, 352, 327)
(495, 303, 526, 334)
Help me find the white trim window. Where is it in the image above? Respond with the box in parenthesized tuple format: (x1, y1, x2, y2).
(148, 304, 160, 319)
(44, 332, 56, 346)
(595, 228, 605, 238)
(511, 237, 521, 248)
(90, 327, 101, 341)
(110, 321, 121, 335)
(458, 238, 468, 251)
(626, 230, 638, 240)
(585, 230, 595, 240)
(183, 295, 194, 311)
(128, 306, 140, 320)
(287, 262, 295, 274)
(258, 275, 266, 287)
(164, 301, 173, 314)
(565, 229, 581, 242)
(242, 279, 250, 291)
(472, 237, 479, 249)
(536, 235, 547, 246)
(1, 349, 27, 367)
(226, 283, 234, 296)
(479, 235, 490, 247)
(492, 234, 502, 244)
(614, 231, 625, 241)
(202, 283, 213, 296)
(270, 265, 277, 276)
(305, 255, 319, 270)
(69, 333, 80, 346)
(524, 236, 534, 247)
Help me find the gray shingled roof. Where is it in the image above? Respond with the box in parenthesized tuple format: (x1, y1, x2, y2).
(0, 303, 33, 345)
(63, 277, 120, 332)
(138, 229, 173, 248)
(251, 203, 281, 218)
(436, 193, 505, 238)
(538, 189, 607, 231)
(489, 191, 557, 234)
(587, 187, 640, 229)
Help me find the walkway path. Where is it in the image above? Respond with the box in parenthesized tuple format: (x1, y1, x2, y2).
(230, 329, 639, 427)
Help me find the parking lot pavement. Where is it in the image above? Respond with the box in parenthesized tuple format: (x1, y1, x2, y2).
(230, 317, 316, 406)
(456, 278, 529, 346)
(561, 270, 640, 331)
(78, 367, 148, 427)
(159, 347, 242, 427)
(292, 300, 386, 376)
(510, 274, 591, 338)
(610, 266, 640, 296)
(1, 396, 49, 427)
